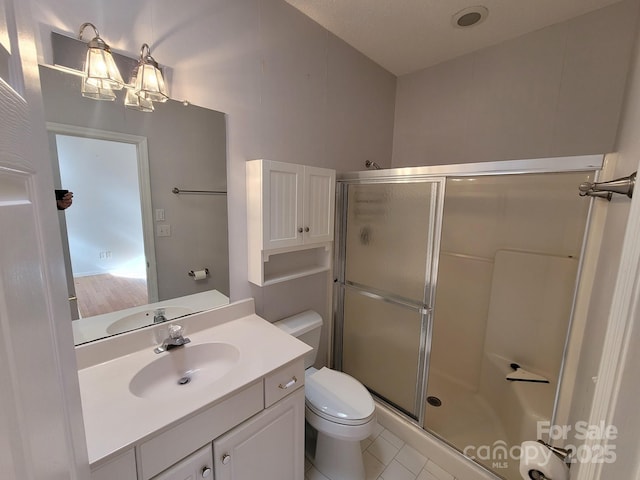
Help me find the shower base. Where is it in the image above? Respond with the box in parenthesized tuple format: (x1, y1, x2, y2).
(425, 370, 520, 480)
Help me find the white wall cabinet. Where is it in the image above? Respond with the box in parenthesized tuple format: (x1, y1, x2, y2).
(247, 159, 336, 285)
(213, 388, 304, 480)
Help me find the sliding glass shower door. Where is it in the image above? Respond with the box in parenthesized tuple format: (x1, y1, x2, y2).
(335, 179, 444, 420)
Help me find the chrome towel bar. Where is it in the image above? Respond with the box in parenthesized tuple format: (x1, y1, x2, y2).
(172, 187, 227, 195)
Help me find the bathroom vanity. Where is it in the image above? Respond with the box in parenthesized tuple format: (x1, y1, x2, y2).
(77, 299, 310, 480)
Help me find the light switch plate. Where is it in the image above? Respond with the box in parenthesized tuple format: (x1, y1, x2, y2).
(157, 224, 171, 237)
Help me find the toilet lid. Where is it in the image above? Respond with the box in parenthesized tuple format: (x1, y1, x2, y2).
(305, 367, 375, 423)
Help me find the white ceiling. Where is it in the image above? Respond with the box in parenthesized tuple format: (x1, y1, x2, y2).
(285, 0, 626, 76)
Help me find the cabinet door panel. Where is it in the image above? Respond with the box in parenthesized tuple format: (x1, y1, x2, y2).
(213, 388, 304, 480)
(264, 161, 304, 249)
(304, 166, 335, 244)
(139, 381, 263, 480)
(151, 444, 213, 480)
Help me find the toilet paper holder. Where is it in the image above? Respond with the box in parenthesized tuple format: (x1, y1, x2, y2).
(537, 440, 572, 463)
(188, 268, 210, 278)
(527, 440, 572, 480)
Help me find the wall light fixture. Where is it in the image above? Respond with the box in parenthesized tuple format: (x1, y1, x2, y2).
(53, 27, 170, 112)
(77, 22, 124, 99)
(81, 76, 117, 101)
(133, 44, 169, 103)
(125, 66, 155, 112)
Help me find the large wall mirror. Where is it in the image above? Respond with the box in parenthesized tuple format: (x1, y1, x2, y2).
(39, 65, 230, 346)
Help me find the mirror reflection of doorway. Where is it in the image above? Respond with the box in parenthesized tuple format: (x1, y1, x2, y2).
(53, 133, 153, 318)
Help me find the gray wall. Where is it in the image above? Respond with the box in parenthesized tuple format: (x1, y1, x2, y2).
(392, 0, 639, 167)
(32, 0, 397, 366)
(158, 1, 397, 369)
(40, 66, 230, 301)
(153, 0, 397, 326)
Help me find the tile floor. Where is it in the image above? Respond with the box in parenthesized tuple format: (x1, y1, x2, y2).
(305, 423, 457, 480)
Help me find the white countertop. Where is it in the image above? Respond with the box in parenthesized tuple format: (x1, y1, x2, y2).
(77, 304, 310, 466)
(72, 290, 230, 345)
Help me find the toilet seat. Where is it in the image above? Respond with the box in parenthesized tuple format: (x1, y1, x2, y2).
(305, 367, 375, 426)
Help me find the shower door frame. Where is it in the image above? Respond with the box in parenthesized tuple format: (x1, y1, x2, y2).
(333, 154, 605, 430)
(334, 175, 446, 422)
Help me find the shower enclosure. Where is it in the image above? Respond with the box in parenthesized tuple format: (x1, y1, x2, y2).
(333, 156, 601, 479)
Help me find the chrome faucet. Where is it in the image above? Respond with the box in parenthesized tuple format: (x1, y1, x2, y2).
(153, 308, 167, 323)
(154, 324, 191, 353)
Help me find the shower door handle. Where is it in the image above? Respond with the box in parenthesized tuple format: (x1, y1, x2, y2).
(343, 281, 431, 315)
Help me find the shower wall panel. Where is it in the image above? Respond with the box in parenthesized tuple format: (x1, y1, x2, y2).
(484, 250, 578, 381)
(431, 172, 591, 392)
(430, 253, 493, 391)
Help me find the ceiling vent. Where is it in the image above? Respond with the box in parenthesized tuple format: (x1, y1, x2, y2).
(452, 6, 489, 28)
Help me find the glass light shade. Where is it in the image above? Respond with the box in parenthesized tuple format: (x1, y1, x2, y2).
(124, 86, 154, 112)
(134, 63, 169, 103)
(84, 46, 124, 90)
(81, 76, 116, 101)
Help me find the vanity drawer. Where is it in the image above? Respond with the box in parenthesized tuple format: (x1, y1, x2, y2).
(138, 380, 263, 480)
(264, 358, 305, 408)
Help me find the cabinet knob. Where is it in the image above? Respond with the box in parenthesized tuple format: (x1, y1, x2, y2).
(304, 227, 310, 232)
(201, 466, 212, 478)
(297, 227, 303, 233)
(222, 454, 231, 465)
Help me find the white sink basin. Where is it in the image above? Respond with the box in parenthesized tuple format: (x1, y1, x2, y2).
(129, 342, 240, 399)
(106, 306, 194, 335)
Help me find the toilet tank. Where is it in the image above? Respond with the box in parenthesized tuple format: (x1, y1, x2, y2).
(273, 310, 323, 369)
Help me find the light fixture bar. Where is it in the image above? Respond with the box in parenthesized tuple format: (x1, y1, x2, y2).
(51, 32, 139, 82)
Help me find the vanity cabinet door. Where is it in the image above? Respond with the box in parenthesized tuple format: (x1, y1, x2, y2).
(213, 388, 304, 480)
(151, 444, 213, 480)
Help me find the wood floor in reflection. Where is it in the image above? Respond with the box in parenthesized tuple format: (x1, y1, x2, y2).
(74, 273, 148, 318)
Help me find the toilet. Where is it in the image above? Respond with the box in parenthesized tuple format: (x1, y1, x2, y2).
(274, 310, 376, 480)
